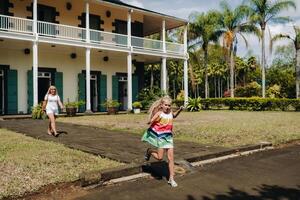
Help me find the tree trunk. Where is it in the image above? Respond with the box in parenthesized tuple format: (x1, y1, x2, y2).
(230, 47, 235, 98)
(296, 48, 300, 99)
(214, 76, 217, 98)
(261, 28, 266, 98)
(221, 79, 223, 97)
(218, 77, 221, 98)
(204, 49, 209, 99)
(150, 66, 154, 90)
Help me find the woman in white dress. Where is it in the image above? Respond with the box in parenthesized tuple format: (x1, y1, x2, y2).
(44, 85, 64, 136)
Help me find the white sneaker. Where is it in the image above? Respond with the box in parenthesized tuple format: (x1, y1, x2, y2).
(168, 179, 178, 187)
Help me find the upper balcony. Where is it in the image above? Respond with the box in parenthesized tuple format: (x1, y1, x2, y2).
(0, 0, 186, 58)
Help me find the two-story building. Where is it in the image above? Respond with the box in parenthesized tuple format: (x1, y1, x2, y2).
(0, 0, 188, 115)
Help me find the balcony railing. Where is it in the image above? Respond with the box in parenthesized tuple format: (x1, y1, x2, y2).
(0, 14, 184, 55)
(0, 14, 33, 34)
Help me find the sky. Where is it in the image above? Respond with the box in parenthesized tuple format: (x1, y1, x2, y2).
(122, 0, 300, 64)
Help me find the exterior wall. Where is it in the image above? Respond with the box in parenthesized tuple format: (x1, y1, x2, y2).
(0, 46, 134, 113)
(9, 0, 144, 32)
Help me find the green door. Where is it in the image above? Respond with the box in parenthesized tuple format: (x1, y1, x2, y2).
(112, 75, 119, 101)
(78, 73, 85, 112)
(55, 72, 63, 103)
(27, 70, 33, 113)
(7, 69, 18, 114)
(98, 74, 107, 112)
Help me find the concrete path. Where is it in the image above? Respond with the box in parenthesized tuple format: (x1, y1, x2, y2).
(76, 144, 300, 200)
(0, 119, 228, 164)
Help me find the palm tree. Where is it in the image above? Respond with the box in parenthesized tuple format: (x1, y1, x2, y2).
(189, 11, 222, 98)
(271, 25, 300, 98)
(219, 1, 260, 98)
(247, 0, 296, 98)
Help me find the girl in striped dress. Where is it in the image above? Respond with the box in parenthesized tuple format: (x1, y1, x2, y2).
(141, 96, 183, 187)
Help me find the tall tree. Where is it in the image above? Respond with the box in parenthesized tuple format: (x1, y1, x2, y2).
(271, 25, 300, 98)
(219, 1, 260, 97)
(247, 0, 296, 97)
(189, 11, 222, 98)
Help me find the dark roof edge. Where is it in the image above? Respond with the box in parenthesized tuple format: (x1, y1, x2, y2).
(100, 0, 188, 24)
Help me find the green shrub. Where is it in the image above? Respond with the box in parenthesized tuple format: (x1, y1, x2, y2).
(235, 82, 261, 97)
(197, 98, 300, 111)
(187, 97, 201, 112)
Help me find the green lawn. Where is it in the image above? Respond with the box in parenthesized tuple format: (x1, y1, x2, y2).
(0, 129, 123, 199)
(58, 111, 300, 147)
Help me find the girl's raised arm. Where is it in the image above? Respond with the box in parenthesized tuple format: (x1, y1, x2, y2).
(173, 106, 183, 118)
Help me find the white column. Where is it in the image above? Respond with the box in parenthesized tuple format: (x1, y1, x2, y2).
(85, 1, 90, 43)
(127, 53, 132, 110)
(162, 19, 166, 53)
(127, 9, 132, 110)
(85, 2, 91, 112)
(32, 0, 38, 107)
(161, 19, 167, 93)
(33, 42, 38, 107)
(183, 24, 188, 106)
(127, 9, 132, 48)
(85, 48, 91, 112)
(33, 0, 37, 37)
(184, 24, 188, 55)
(161, 57, 167, 93)
(184, 59, 188, 107)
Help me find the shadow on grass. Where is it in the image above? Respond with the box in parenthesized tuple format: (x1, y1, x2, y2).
(186, 184, 300, 200)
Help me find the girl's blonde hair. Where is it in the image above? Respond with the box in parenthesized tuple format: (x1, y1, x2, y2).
(148, 96, 172, 120)
(47, 85, 57, 95)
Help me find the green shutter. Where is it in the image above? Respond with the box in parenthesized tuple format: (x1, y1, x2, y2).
(98, 74, 107, 112)
(132, 75, 138, 102)
(78, 73, 86, 112)
(55, 72, 63, 102)
(27, 70, 33, 113)
(112, 75, 119, 101)
(7, 70, 18, 114)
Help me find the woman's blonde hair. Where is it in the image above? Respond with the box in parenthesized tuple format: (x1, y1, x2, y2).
(47, 85, 57, 95)
(148, 96, 172, 121)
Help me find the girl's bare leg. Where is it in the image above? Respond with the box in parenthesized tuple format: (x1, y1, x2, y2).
(167, 148, 177, 187)
(150, 148, 165, 161)
(166, 148, 175, 179)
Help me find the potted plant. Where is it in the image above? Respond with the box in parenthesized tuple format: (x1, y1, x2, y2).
(31, 103, 47, 119)
(132, 101, 142, 114)
(102, 99, 121, 114)
(64, 100, 85, 116)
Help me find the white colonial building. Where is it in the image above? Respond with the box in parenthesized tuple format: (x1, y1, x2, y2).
(0, 0, 188, 115)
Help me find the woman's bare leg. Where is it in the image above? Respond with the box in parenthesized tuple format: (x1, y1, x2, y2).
(47, 113, 57, 135)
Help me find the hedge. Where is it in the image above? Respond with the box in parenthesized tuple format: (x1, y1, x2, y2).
(199, 98, 300, 111)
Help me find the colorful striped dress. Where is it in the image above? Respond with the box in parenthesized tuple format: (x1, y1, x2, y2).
(141, 112, 174, 148)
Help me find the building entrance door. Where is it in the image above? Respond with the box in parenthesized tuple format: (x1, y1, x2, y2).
(90, 74, 98, 112)
(118, 76, 127, 111)
(38, 72, 51, 104)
